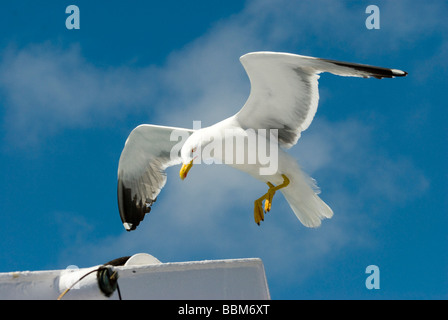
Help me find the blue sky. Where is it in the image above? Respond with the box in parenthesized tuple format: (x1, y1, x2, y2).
(0, 0, 446, 299)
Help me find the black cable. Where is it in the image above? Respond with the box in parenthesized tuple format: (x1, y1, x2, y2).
(57, 265, 123, 300)
(116, 282, 122, 300)
(97, 267, 120, 298)
(57, 268, 100, 300)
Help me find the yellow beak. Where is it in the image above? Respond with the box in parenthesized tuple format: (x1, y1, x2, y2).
(180, 160, 193, 180)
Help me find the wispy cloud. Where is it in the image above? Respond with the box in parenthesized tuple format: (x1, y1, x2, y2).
(0, 43, 156, 147)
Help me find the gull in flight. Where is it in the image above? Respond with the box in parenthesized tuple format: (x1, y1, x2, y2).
(117, 52, 407, 231)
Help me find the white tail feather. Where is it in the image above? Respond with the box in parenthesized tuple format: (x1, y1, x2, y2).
(280, 169, 333, 228)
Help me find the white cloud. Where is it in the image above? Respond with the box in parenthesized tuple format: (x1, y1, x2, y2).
(0, 43, 156, 147)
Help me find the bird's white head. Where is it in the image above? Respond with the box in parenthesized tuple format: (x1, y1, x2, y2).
(179, 131, 203, 180)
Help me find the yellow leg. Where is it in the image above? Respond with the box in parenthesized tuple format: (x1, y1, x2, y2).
(264, 182, 275, 212)
(254, 195, 266, 225)
(254, 174, 290, 225)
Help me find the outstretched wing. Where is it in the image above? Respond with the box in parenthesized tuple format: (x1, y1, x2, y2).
(117, 124, 193, 231)
(235, 52, 407, 148)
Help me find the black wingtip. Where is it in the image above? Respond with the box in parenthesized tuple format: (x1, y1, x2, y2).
(118, 179, 152, 232)
(327, 59, 408, 79)
(392, 69, 408, 77)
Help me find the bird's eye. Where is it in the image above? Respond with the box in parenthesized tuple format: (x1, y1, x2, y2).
(191, 147, 197, 153)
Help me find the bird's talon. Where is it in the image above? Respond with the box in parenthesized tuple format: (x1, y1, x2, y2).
(264, 199, 271, 212)
(254, 175, 290, 224)
(264, 188, 275, 212)
(254, 199, 265, 225)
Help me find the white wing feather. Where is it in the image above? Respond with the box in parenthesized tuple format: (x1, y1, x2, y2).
(235, 52, 406, 148)
(117, 124, 193, 230)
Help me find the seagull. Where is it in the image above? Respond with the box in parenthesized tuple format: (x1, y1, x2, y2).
(117, 52, 407, 231)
